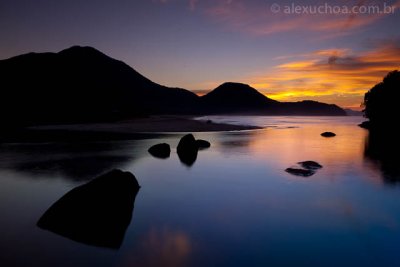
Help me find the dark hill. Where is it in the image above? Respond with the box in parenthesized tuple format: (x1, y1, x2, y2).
(0, 46, 346, 127)
(0, 46, 199, 125)
(277, 100, 346, 116)
(200, 82, 278, 113)
(363, 70, 400, 129)
(201, 83, 345, 115)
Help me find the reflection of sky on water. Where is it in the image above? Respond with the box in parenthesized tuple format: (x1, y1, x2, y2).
(1, 116, 400, 267)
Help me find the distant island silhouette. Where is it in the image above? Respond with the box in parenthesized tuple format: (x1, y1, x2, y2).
(0, 45, 346, 127)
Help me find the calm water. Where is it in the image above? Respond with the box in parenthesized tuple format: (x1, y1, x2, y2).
(1, 116, 399, 267)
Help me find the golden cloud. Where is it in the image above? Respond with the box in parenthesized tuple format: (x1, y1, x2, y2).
(249, 42, 400, 109)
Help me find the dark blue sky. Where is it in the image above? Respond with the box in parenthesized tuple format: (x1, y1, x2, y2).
(1, 0, 399, 108)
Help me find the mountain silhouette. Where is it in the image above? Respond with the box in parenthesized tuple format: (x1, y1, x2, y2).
(277, 100, 346, 115)
(0, 46, 346, 126)
(0, 46, 198, 126)
(200, 83, 344, 115)
(200, 82, 278, 114)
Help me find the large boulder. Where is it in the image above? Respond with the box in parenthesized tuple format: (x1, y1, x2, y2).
(177, 134, 198, 166)
(148, 143, 171, 158)
(37, 169, 140, 249)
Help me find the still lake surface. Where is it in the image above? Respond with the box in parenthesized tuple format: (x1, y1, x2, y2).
(1, 116, 399, 267)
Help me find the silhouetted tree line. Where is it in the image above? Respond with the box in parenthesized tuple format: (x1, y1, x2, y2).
(362, 70, 400, 183)
(363, 70, 400, 128)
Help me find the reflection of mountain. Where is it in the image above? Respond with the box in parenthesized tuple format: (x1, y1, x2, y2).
(0, 141, 135, 181)
(0, 46, 345, 127)
(364, 131, 400, 184)
(37, 170, 140, 249)
(0, 132, 168, 181)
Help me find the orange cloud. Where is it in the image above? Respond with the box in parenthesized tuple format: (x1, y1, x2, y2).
(248, 42, 400, 109)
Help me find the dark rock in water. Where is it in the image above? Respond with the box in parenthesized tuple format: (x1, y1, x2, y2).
(298, 161, 323, 170)
(37, 169, 140, 249)
(359, 121, 371, 129)
(177, 134, 198, 166)
(177, 134, 197, 152)
(321, 132, 336, 137)
(178, 148, 198, 166)
(206, 120, 212, 124)
(196, 139, 211, 149)
(285, 168, 315, 177)
(148, 143, 171, 158)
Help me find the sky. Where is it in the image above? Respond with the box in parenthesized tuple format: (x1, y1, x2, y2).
(1, 0, 399, 109)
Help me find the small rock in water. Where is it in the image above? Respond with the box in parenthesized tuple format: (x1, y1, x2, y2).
(196, 139, 211, 149)
(148, 143, 171, 158)
(358, 121, 370, 129)
(298, 161, 323, 170)
(321, 132, 336, 137)
(285, 168, 315, 177)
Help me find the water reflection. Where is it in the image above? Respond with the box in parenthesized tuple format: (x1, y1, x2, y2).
(124, 228, 191, 267)
(216, 131, 260, 154)
(364, 130, 400, 184)
(0, 142, 138, 181)
(37, 170, 140, 249)
(3, 116, 400, 267)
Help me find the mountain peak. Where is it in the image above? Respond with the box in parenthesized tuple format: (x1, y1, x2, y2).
(201, 82, 277, 113)
(59, 45, 101, 53)
(215, 82, 256, 92)
(58, 46, 110, 59)
(204, 82, 276, 102)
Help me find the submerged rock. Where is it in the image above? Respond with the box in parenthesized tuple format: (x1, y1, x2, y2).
(285, 168, 315, 177)
(298, 161, 323, 170)
(321, 132, 336, 137)
(148, 143, 171, 158)
(196, 139, 211, 149)
(37, 169, 140, 249)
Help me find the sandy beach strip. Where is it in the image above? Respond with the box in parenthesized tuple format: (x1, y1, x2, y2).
(28, 116, 261, 133)
(0, 116, 262, 142)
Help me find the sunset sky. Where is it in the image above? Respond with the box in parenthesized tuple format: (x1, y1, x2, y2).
(1, 0, 399, 109)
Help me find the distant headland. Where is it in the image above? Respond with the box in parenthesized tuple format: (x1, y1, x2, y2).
(0, 46, 346, 127)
